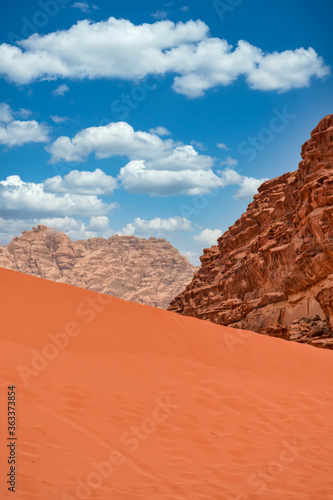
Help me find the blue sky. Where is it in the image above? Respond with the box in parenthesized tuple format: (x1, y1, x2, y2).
(0, 0, 332, 263)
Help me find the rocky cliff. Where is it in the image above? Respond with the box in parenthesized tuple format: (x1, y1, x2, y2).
(168, 115, 333, 348)
(0, 226, 198, 309)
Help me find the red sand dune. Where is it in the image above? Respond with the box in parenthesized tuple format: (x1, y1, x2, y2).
(0, 267, 333, 499)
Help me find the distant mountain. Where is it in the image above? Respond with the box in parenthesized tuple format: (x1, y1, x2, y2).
(169, 115, 333, 349)
(0, 225, 198, 309)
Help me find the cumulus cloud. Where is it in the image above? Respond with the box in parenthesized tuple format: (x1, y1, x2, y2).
(245, 47, 330, 91)
(119, 161, 266, 198)
(38, 216, 103, 240)
(87, 215, 110, 232)
(0, 218, 34, 245)
(0, 174, 117, 219)
(41, 215, 112, 240)
(46, 122, 265, 198)
(149, 126, 171, 136)
(0, 216, 112, 245)
(46, 121, 214, 170)
(0, 103, 50, 147)
(0, 18, 328, 96)
(193, 228, 222, 247)
(233, 176, 265, 201)
(216, 168, 268, 201)
(118, 161, 220, 196)
(52, 84, 69, 96)
(0, 214, 193, 246)
(44, 169, 117, 195)
(118, 216, 192, 237)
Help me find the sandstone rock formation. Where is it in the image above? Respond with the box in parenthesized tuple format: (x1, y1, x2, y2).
(0, 226, 198, 309)
(169, 114, 333, 348)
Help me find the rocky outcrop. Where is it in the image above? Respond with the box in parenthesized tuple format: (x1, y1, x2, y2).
(0, 226, 198, 309)
(168, 114, 333, 348)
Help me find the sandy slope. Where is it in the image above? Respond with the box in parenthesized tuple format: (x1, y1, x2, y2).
(0, 268, 333, 499)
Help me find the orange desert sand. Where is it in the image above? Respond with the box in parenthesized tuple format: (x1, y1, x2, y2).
(1, 267, 333, 500)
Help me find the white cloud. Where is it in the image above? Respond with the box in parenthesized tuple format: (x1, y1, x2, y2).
(44, 169, 117, 195)
(0, 218, 34, 245)
(193, 228, 222, 247)
(151, 10, 168, 20)
(0, 214, 194, 246)
(0, 174, 117, 219)
(0, 103, 13, 123)
(39, 216, 98, 240)
(47, 121, 214, 171)
(0, 18, 328, 96)
(46, 122, 266, 198)
(0, 103, 50, 147)
(119, 161, 267, 197)
(217, 143, 229, 150)
(220, 155, 238, 167)
(217, 167, 268, 200)
(234, 176, 266, 201)
(50, 115, 68, 124)
(171, 41, 330, 97)
(0, 121, 50, 147)
(87, 215, 110, 231)
(52, 84, 69, 96)
(180, 6, 189, 12)
(40, 215, 111, 240)
(0, 216, 112, 245)
(73, 2, 98, 13)
(118, 161, 220, 196)
(149, 126, 171, 136)
(118, 216, 192, 237)
(246, 47, 330, 91)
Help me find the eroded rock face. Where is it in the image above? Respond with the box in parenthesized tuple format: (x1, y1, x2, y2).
(168, 115, 333, 348)
(0, 226, 198, 309)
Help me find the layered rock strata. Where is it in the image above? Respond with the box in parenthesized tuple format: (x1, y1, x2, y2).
(168, 115, 333, 348)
